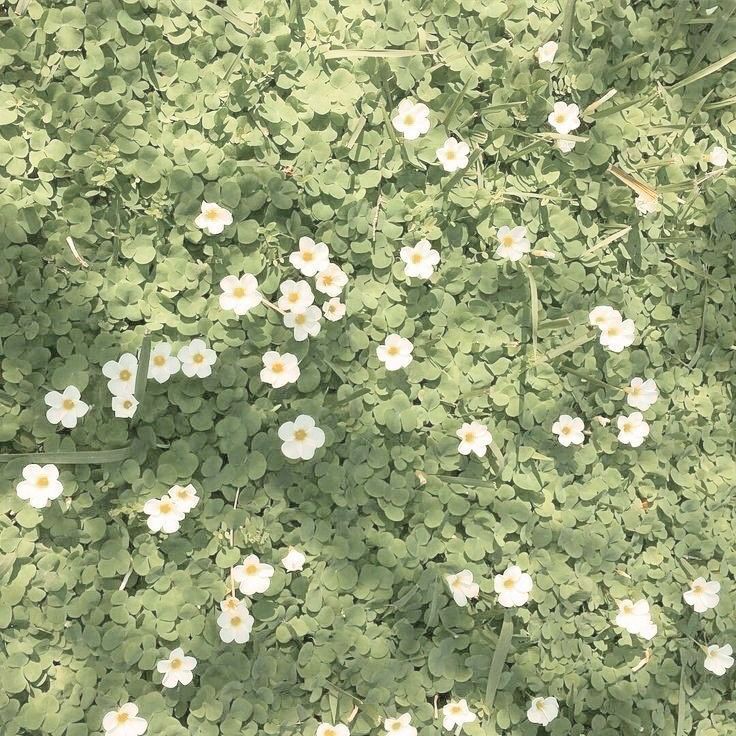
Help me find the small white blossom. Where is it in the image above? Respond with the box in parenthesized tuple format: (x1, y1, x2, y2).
(315, 263, 348, 297)
(143, 495, 185, 534)
(436, 137, 470, 172)
(684, 578, 720, 613)
(217, 606, 254, 644)
(147, 342, 180, 383)
(552, 415, 585, 446)
(556, 138, 576, 153)
(290, 236, 330, 277)
(708, 146, 728, 167)
(615, 599, 657, 640)
(392, 99, 431, 140)
(527, 696, 559, 726)
(599, 318, 636, 352)
(102, 353, 138, 395)
(44, 385, 89, 428)
(178, 339, 217, 378)
(617, 411, 649, 447)
(260, 351, 300, 388)
(284, 306, 322, 341)
(232, 554, 274, 596)
(278, 414, 326, 460)
(703, 644, 734, 676)
(282, 548, 306, 572)
(400, 239, 440, 279)
(494, 565, 533, 608)
(536, 41, 558, 65)
(102, 704, 148, 736)
(383, 713, 416, 736)
(377, 334, 413, 371)
(548, 101, 580, 134)
(168, 483, 199, 513)
(627, 378, 659, 411)
(278, 279, 314, 313)
(495, 225, 531, 262)
(323, 298, 346, 322)
(589, 305, 621, 330)
(194, 201, 232, 235)
(16, 464, 63, 508)
(112, 394, 138, 418)
(156, 648, 197, 688)
(635, 193, 660, 215)
(219, 274, 262, 316)
(456, 421, 493, 457)
(445, 570, 479, 607)
(441, 700, 476, 733)
(316, 724, 350, 736)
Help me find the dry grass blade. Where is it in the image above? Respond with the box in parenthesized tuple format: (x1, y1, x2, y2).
(583, 89, 617, 116)
(66, 237, 89, 268)
(583, 225, 632, 258)
(323, 48, 432, 59)
(670, 49, 736, 91)
(607, 165, 658, 200)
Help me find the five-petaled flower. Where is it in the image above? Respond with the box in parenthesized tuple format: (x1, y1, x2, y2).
(278, 414, 326, 460)
(260, 351, 300, 388)
(456, 421, 493, 457)
(282, 548, 306, 572)
(315, 264, 348, 297)
(178, 339, 217, 378)
(383, 713, 416, 736)
(143, 495, 185, 534)
(278, 279, 315, 313)
(684, 578, 720, 613)
(536, 41, 558, 65)
(436, 137, 470, 172)
(627, 377, 659, 411)
(147, 342, 180, 383)
(290, 236, 330, 277)
(156, 648, 197, 688)
(102, 703, 148, 736)
(617, 411, 649, 447)
(703, 644, 734, 676)
(548, 101, 580, 134)
(16, 464, 64, 508)
(445, 569, 480, 606)
(495, 225, 531, 262)
(195, 201, 233, 235)
(392, 99, 431, 140)
(284, 305, 322, 341)
(45, 385, 89, 429)
(102, 353, 138, 395)
(552, 414, 585, 446)
(527, 696, 559, 726)
(377, 334, 414, 371)
(220, 274, 262, 315)
(441, 700, 476, 733)
(400, 239, 440, 279)
(494, 565, 533, 607)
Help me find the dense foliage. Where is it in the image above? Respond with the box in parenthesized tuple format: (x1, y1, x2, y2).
(1, 0, 735, 735)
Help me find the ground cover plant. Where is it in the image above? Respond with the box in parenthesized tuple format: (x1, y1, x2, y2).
(1, 0, 735, 734)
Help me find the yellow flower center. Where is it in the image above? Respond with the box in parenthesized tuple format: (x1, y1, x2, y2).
(411, 253, 423, 264)
(159, 502, 173, 514)
(288, 292, 300, 303)
(503, 578, 516, 589)
(561, 425, 571, 435)
(294, 314, 306, 325)
(451, 705, 462, 715)
(116, 713, 129, 724)
(622, 422, 632, 433)
(391, 723, 402, 732)
(294, 429, 308, 441)
(205, 208, 220, 221)
(170, 658, 182, 670)
(692, 584, 703, 594)
(403, 114, 415, 126)
(445, 150, 456, 160)
(322, 275, 333, 285)
(607, 325, 620, 337)
(153, 355, 166, 366)
(37, 475, 49, 487)
(63, 399, 75, 410)
(123, 400, 132, 409)
(387, 345, 399, 356)
(245, 564, 258, 575)
(302, 251, 313, 261)
(464, 432, 475, 443)
(271, 362, 284, 373)
(193, 353, 204, 364)
(502, 235, 514, 246)
(230, 616, 242, 626)
(233, 287, 246, 298)
(536, 700, 546, 710)
(119, 369, 132, 381)
(555, 113, 566, 124)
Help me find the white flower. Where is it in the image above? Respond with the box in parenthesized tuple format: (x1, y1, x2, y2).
(392, 99, 431, 140)
(589, 305, 621, 330)
(284, 306, 322, 341)
(627, 378, 658, 411)
(703, 644, 734, 676)
(282, 548, 306, 572)
(383, 713, 416, 736)
(16, 464, 63, 509)
(232, 554, 274, 596)
(112, 394, 138, 418)
(278, 279, 314, 313)
(156, 648, 197, 688)
(194, 201, 232, 235)
(635, 193, 660, 215)
(220, 595, 247, 613)
(456, 421, 493, 457)
(278, 414, 326, 460)
(616, 411, 649, 447)
(217, 606, 254, 643)
(615, 599, 657, 639)
(290, 236, 330, 277)
(527, 697, 559, 726)
(44, 385, 89, 429)
(102, 703, 148, 736)
(316, 724, 350, 736)
(684, 578, 720, 613)
(548, 101, 580, 134)
(219, 274, 262, 316)
(260, 351, 300, 388)
(436, 137, 470, 172)
(147, 342, 180, 383)
(708, 146, 728, 167)
(400, 239, 440, 279)
(168, 483, 199, 513)
(377, 334, 413, 371)
(441, 700, 476, 732)
(323, 298, 346, 322)
(494, 565, 533, 608)
(552, 415, 585, 447)
(102, 353, 138, 395)
(556, 138, 576, 153)
(315, 263, 348, 297)
(536, 41, 558, 65)
(143, 495, 185, 534)
(445, 570, 480, 606)
(178, 339, 217, 378)
(495, 225, 531, 262)
(599, 318, 636, 352)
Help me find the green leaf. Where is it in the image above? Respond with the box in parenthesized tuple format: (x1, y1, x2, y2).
(485, 611, 514, 711)
(0, 447, 131, 464)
